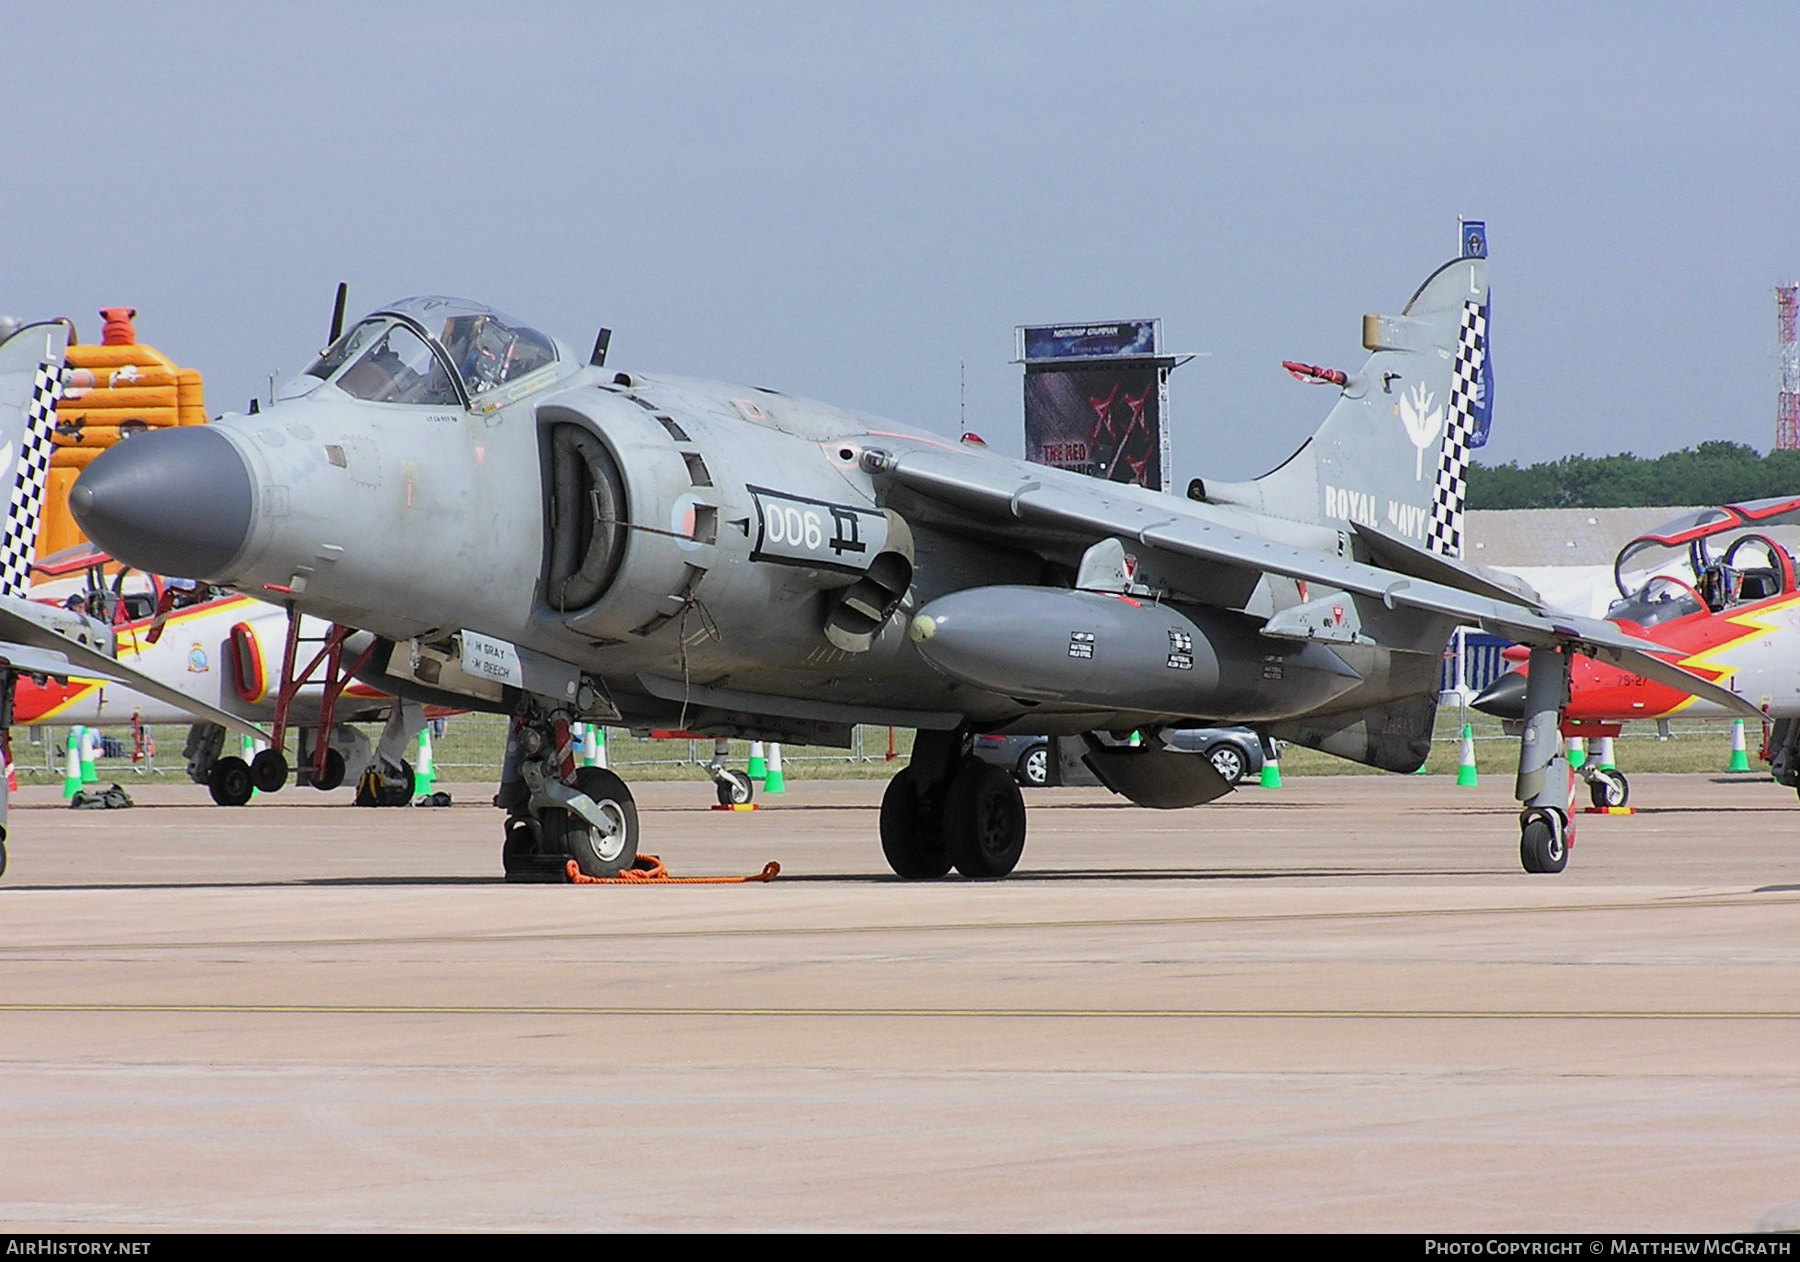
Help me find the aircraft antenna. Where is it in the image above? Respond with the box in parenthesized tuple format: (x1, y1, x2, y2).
(959, 358, 965, 428)
(1778, 284, 1799, 450)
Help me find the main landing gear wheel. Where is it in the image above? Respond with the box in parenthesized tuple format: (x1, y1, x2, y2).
(945, 759, 1027, 879)
(208, 756, 253, 807)
(1519, 809, 1569, 874)
(250, 748, 288, 794)
(547, 766, 639, 878)
(0, 832, 7, 880)
(879, 766, 951, 879)
(715, 768, 755, 807)
(308, 748, 347, 792)
(1588, 770, 1629, 810)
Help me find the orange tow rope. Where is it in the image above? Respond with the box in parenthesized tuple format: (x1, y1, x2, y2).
(564, 856, 780, 885)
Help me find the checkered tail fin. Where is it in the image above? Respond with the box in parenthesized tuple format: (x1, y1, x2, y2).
(0, 321, 70, 599)
(1203, 256, 1489, 560)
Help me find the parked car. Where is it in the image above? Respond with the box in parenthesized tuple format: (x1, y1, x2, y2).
(972, 727, 1266, 788)
(972, 733, 1054, 787)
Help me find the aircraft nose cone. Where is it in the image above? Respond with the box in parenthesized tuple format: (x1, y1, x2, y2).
(1471, 669, 1527, 720)
(71, 426, 255, 580)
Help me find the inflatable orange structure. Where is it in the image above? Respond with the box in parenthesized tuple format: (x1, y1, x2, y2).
(39, 308, 208, 558)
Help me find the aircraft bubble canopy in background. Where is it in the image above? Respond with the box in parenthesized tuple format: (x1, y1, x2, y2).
(1476, 494, 1800, 810)
(72, 254, 1760, 879)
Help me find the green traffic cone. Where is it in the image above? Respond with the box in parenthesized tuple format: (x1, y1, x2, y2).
(1259, 749, 1281, 789)
(747, 740, 767, 782)
(79, 727, 97, 784)
(62, 729, 82, 799)
(763, 742, 786, 794)
(1456, 724, 1479, 787)
(415, 727, 435, 796)
(1728, 719, 1752, 772)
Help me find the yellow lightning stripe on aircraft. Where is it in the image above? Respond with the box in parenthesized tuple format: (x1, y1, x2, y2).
(1661, 591, 1800, 715)
(21, 595, 265, 724)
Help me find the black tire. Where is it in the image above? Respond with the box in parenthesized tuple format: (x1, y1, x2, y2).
(208, 756, 253, 807)
(715, 769, 755, 806)
(0, 833, 7, 880)
(546, 767, 639, 878)
(879, 766, 951, 879)
(1520, 814, 1568, 874)
(250, 748, 288, 794)
(944, 759, 1027, 879)
(309, 748, 346, 792)
(1205, 742, 1247, 785)
(1588, 771, 1628, 810)
(1016, 743, 1050, 788)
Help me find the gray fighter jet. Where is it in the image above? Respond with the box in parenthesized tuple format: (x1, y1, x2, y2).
(70, 256, 1758, 879)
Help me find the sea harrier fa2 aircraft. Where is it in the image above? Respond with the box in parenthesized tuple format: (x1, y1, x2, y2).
(69, 254, 1757, 879)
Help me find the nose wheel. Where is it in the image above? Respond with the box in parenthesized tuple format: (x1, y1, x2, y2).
(500, 705, 642, 881)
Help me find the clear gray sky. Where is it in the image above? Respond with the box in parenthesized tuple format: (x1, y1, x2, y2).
(3, 2, 1793, 485)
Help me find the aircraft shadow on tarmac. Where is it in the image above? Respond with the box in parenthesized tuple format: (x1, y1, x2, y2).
(4, 867, 1506, 892)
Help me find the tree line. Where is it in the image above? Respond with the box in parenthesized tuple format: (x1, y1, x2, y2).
(1468, 441, 1800, 509)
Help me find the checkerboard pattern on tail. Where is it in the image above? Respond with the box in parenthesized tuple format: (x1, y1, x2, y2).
(1424, 301, 1486, 560)
(0, 362, 63, 599)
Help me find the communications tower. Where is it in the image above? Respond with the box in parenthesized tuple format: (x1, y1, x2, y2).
(1779, 284, 1800, 450)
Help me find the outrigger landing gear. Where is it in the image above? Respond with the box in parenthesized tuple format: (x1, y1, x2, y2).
(879, 728, 1027, 879)
(1515, 646, 1575, 874)
(703, 737, 755, 807)
(498, 697, 638, 882)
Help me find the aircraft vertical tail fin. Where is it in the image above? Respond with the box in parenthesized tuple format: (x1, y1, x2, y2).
(0, 321, 69, 598)
(1200, 255, 1490, 559)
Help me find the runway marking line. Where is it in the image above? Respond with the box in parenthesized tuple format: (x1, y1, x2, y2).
(0, 891, 1790, 954)
(1, 1003, 1797, 1021)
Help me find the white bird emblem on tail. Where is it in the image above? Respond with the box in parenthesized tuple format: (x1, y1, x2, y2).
(1399, 381, 1443, 481)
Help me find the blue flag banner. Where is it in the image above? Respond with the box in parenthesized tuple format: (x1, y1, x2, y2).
(1461, 220, 1487, 259)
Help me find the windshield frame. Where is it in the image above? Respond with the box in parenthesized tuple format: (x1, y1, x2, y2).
(309, 313, 472, 410)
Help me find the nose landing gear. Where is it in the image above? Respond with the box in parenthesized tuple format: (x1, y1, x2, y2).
(499, 700, 638, 882)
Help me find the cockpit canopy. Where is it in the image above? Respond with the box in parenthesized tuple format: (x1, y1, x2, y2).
(305, 296, 558, 407)
(1607, 498, 1800, 621)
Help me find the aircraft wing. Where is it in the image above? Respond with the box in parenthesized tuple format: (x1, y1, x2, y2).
(868, 445, 1767, 721)
(0, 603, 270, 742)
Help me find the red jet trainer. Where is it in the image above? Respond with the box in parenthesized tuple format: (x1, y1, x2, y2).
(1475, 496, 1800, 806)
